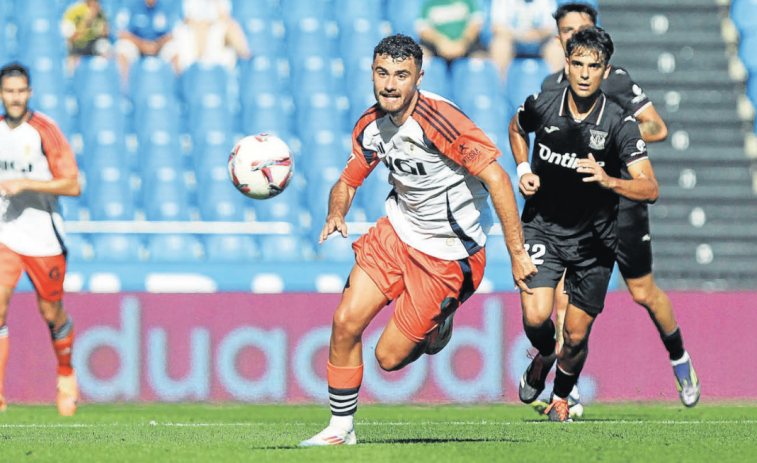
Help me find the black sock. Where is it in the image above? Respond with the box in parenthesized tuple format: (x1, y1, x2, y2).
(328, 385, 360, 416)
(524, 318, 556, 358)
(662, 327, 685, 361)
(553, 366, 578, 399)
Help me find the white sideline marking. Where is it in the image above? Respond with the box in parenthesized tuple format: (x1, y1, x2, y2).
(2, 420, 757, 428)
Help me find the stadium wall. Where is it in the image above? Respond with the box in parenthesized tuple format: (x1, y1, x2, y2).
(5, 292, 754, 404)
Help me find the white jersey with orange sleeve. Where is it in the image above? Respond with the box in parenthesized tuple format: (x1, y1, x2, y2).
(341, 91, 500, 261)
(0, 112, 79, 256)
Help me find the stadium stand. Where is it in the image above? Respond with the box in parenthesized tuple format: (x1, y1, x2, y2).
(601, 0, 757, 289)
(4, 0, 752, 293)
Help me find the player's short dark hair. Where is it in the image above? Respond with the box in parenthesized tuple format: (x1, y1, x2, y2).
(553, 2, 599, 26)
(373, 34, 423, 69)
(566, 26, 614, 64)
(0, 62, 31, 86)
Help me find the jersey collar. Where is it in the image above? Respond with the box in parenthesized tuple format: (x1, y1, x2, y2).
(558, 88, 607, 126)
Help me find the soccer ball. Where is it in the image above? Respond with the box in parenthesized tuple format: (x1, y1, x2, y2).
(228, 134, 294, 200)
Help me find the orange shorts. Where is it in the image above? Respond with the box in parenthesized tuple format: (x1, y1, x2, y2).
(0, 243, 66, 301)
(353, 217, 486, 343)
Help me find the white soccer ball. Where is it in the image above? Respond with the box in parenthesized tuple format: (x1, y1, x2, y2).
(228, 134, 294, 200)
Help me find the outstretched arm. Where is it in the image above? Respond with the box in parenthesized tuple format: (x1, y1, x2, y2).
(320, 179, 357, 244)
(0, 177, 80, 197)
(476, 162, 537, 293)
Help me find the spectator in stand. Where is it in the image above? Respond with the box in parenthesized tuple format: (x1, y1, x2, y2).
(171, 0, 252, 74)
(417, 0, 488, 67)
(115, 0, 179, 82)
(489, 0, 565, 81)
(61, 0, 112, 73)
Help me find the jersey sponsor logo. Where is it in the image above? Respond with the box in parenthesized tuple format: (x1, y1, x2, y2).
(458, 142, 482, 166)
(537, 143, 579, 169)
(589, 130, 608, 150)
(0, 160, 33, 173)
(544, 126, 560, 133)
(385, 155, 428, 176)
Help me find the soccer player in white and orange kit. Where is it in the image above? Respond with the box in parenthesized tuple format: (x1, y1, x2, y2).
(0, 63, 81, 415)
(300, 34, 537, 446)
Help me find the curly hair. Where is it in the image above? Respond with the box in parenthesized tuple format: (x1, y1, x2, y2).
(373, 34, 423, 68)
(566, 26, 614, 64)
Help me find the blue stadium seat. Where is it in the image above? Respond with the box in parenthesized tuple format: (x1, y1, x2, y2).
(180, 62, 230, 108)
(339, 19, 386, 69)
(420, 57, 452, 99)
(129, 56, 178, 105)
(138, 134, 185, 171)
(385, 0, 423, 38)
(26, 56, 67, 97)
(233, 0, 285, 59)
(238, 57, 288, 103)
(280, 0, 334, 29)
(147, 234, 204, 262)
(204, 234, 260, 262)
(134, 98, 183, 147)
(258, 234, 305, 261)
(192, 130, 234, 172)
(253, 195, 303, 224)
(747, 74, 757, 108)
(240, 93, 293, 138)
(451, 58, 503, 106)
(30, 93, 73, 139)
(64, 234, 93, 262)
(73, 57, 121, 102)
(484, 234, 512, 264)
(16, 15, 66, 62)
(334, 0, 383, 29)
(58, 196, 84, 221)
(92, 234, 143, 262)
(196, 177, 247, 221)
(318, 233, 356, 262)
(738, 32, 757, 72)
(79, 94, 127, 143)
(287, 18, 338, 64)
(505, 58, 551, 109)
(290, 55, 337, 99)
(463, 100, 510, 141)
(355, 167, 390, 221)
(141, 168, 192, 221)
(731, 0, 757, 36)
(296, 93, 344, 142)
(87, 181, 136, 221)
(188, 98, 233, 140)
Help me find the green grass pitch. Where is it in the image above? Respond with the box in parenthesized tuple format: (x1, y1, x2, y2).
(2, 402, 756, 462)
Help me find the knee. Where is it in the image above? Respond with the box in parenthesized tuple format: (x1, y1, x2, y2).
(331, 307, 364, 342)
(37, 300, 61, 324)
(562, 326, 588, 350)
(630, 283, 657, 308)
(374, 347, 403, 372)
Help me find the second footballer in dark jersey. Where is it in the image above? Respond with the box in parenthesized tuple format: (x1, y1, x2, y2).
(516, 87, 649, 313)
(541, 66, 654, 279)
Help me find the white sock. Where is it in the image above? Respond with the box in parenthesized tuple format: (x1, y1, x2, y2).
(670, 351, 690, 367)
(329, 414, 354, 431)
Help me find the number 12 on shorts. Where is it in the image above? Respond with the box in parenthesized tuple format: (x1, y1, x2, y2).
(525, 243, 545, 265)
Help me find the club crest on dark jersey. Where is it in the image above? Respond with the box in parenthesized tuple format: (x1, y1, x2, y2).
(589, 130, 608, 150)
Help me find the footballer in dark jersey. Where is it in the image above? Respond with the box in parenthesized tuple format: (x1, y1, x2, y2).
(533, 2, 700, 414)
(509, 27, 660, 422)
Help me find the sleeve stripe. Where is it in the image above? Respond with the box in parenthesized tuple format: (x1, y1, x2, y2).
(633, 101, 653, 117)
(415, 106, 454, 144)
(627, 155, 649, 167)
(417, 98, 462, 138)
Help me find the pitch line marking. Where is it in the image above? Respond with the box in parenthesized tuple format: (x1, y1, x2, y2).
(3, 420, 757, 428)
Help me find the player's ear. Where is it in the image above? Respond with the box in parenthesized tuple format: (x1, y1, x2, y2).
(416, 69, 424, 87)
(602, 63, 610, 80)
